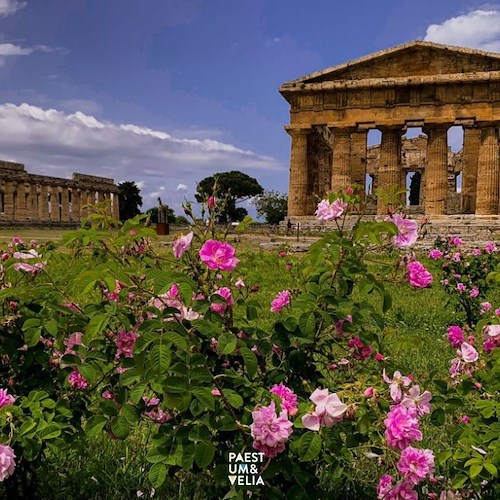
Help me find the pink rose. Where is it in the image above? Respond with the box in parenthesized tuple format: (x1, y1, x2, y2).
(458, 342, 479, 363)
(302, 388, 347, 431)
(172, 232, 194, 259)
(270, 290, 291, 313)
(389, 214, 418, 248)
(407, 261, 433, 288)
(315, 198, 347, 221)
(0, 445, 16, 481)
(199, 240, 239, 271)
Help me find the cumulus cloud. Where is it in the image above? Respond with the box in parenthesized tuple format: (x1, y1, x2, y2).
(424, 9, 500, 52)
(176, 183, 188, 192)
(0, 103, 283, 211)
(0, 0, 26, 17)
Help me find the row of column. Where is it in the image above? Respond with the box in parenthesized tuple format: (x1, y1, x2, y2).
(287, 123, 500, 217)
(0, 183, 120, 222)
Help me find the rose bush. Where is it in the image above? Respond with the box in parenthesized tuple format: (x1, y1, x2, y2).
(0, 194, 497, 498)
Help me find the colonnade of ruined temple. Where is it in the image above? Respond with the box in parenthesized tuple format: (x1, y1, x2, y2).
(280, 41, 500, 218)
(0, 160, 119, 223)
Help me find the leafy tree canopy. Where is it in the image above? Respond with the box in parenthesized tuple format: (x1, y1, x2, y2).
(118, 181, 143, 221)
(253, 190, 288, 225)
(196, 170, 263, 222)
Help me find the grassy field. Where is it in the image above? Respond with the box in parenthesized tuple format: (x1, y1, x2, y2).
(1, 226, 494, 499)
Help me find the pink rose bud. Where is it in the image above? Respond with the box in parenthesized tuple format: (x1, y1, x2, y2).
(129, 230, 137, 236)
(285, 264, 292, 271)
(345, 186, 353, 195)
(474, 382, 482, 389)
(374, 353, 385, 361)
(460, 415, 470, 423)
(364, 387, 374, 398)
(211, 389, 221, 396)
(208, 196, 215, 208)
(1, 253, 8, 261)
(8, 301, 17, 310)
(328, 363, 337, 371)
(467, 336, 475, 344)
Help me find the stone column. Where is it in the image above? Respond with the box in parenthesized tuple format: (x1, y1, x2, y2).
(286, 127, 311, 216)
(317, 148, 331, 199)
(40, 186, 50, 221)
(329, 127, 352, 193)
(475, 125, 499, 216)
(424, 125, 449, 216)
(3, 181, 15, 219)
(350, 130, 367, 196)
(28, 185, 37, 219)
(16, 184, 27, 220)
(377, 126, 403, 215)
(462, 127, 480, 213)
(61, 187, 70, 221)
(72, 189, 80, 221)
(112, 192, 120, 219)
(49, 187, 60, 221)
(98, 191, 105, 203)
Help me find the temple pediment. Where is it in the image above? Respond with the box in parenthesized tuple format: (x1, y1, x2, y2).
(282, 41, 500, 87)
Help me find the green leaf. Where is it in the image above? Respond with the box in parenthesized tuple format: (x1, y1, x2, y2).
(431, 408, 445, 426)
(38, 423, 61, 440)
(484, 462, 498, 477)
(84, 314, 109, 343)
(164, 330, 188, 351)
(299, 312, 316, 337)
(24, 328, 42, 348)
(469, 464, 483, 479)
(85, 416, 107, 438)
(110, 416, 130, 439)
(149, 344, 171, 374)
(195, 442, 215, 468)
(44, 319, 58, 336)
(240, 347, 258, 378)
(218, 333, 237, 355)
(191, 387, 215, 411)
(223, 390, 244, 409)
(382, 292, 392, 313)
(148, 463, 167, 488)
(437, 450, 452, 466)
(298, 432, 322, 462)
(22, 318, 42, 331)
(129, 383, 147, 404)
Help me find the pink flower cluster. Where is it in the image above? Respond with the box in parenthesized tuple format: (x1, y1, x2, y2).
(384, 405, 422, 450)
(0, 389, 15, 409)
(13, 262, 45, 275)
(484, 324, 500, 352)
(210, 287, 234, 316)
(114, 330, 140, 360)
(315, 198, 347, 221)
(447, 326, 464, 348)
(250, 401, 293, 458)
(143, 397, 171, 424)
(148, 283, 200, 321)
(347, 336, 372, 361)
(199, 240, 239, 271)
(407, 261, 433, 288)
(0, 445, 16, 482)
(302, 388, 347, 431)
(68, 370, 89, 390)
(388, 214, 418, 248)
(270, 383, 298, 416)
(270, 290, 291, 313)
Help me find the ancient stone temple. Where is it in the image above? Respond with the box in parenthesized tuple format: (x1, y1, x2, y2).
(279, 41, 500, 218)
(0, 160, 120, 225)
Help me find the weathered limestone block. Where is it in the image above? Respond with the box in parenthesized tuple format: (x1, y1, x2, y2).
(112, 192, 120, 219)
(287, 128, 311, 216)
(377, 127, 402, 214)
(330, 127, 352, 192)
(350, 130, 367, 196)
(61, 187, 70, 222)
(424, 126, 449, 215)
(476, 126, 500, 216)
(462, 127, 480, 213)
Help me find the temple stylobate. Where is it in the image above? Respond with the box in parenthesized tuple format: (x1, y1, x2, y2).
(279, 41, 500, 218)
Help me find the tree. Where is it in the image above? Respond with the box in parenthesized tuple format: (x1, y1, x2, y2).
(118, 181, 143, 221)
(146, 206, 176, 224)
(196, 170, 263, 222)
(253, 190, 288, 224)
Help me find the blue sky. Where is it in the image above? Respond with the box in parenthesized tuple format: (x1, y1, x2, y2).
(0, 0, 498, 213)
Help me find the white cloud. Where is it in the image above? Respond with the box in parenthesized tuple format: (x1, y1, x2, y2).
(0, 103, 283, 210)
(0, 0, 26, 17)
(135, 181, 146, 189)
(424, 9, 500, 52)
